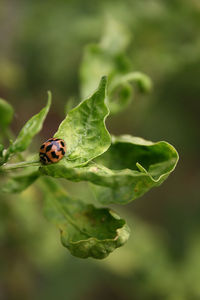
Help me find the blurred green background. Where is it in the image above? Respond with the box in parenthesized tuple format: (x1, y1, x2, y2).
(0, 0, 200, 299)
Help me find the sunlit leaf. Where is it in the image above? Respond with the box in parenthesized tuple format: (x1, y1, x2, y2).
(43, 178, 130, 259)
(54, 76, 111, 167)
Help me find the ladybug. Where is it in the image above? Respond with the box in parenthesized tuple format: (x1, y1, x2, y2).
(39, 138, 66, 164)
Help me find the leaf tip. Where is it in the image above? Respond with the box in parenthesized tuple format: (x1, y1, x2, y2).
(99, 76, 107, 90)
(47, 90, 52, 106)
(138, 73, 153, 93)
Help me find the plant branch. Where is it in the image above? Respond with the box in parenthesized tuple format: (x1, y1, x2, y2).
(1, 160, 40, 171)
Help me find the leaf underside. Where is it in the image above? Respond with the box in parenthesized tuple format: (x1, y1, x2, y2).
(2, 170, 40, 193)
(43, 178, 130, 259)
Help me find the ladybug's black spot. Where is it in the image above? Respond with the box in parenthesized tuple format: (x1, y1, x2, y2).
(60, 141, 65, 147)
(59, 148, 65, 155)
(55, 138, 60, 141)
(40, 144, 45, 149)
(51, 151, 59, 159)
(40, 156, 46, 163)
(40, 153, 52, 163)
(45, 154, 52, 162)
(46, 144, 53, 152)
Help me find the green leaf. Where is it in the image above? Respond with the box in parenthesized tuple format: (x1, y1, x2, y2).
(40, 135, 179, 204)
(54, 76, 111, 167)
(93, 135, 179, 204)
(0, 98, 14, 129)
(8, 92, 51, 155)
(64, 97, 77, 115)
(100, 17, 131, 54)
(108, 72, 152, 115)
(43, 178, 130, 259)
(109, 72, 152, 96)
(107, 81, 133, 115)
(2, 170, 40, 193)
(80, 19, 152, 115)
(80, 18, 131, 99)
(80, 44, 112, 100)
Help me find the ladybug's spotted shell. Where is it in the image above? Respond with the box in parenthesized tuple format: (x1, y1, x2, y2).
(39, 138, 66, 164)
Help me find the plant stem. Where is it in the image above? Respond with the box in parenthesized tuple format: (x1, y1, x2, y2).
(1, 160, 40, 170)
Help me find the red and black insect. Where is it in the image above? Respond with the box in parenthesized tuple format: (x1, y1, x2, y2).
(39, 138, 66, 164)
